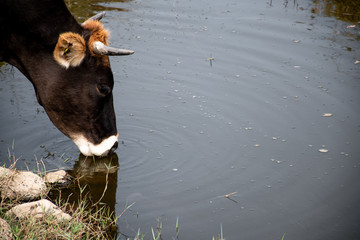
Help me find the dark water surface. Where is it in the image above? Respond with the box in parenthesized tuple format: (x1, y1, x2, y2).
(1, 0, 360, 239)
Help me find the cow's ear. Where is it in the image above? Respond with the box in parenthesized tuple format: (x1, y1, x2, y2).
(53, 33, 86, 69)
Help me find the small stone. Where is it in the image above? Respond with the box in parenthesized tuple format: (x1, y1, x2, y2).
(7, 199, 71, 221)
(44, 170, 69, 185)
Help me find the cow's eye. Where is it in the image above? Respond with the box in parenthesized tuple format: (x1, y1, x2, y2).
(96, 84, 111, 96)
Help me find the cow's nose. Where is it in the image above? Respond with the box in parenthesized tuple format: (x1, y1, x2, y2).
(110, 141, 118, 153)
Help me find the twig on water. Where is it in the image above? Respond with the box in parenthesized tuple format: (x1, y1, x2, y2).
(224, 192, 238, 203)
(206, 54, 214, 67)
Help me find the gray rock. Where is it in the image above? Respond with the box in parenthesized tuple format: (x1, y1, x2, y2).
(7, 199, 71, 221)
(0, 167, 48, 201)
(44, 170, 69, 185)
(0, 217, 14, 240)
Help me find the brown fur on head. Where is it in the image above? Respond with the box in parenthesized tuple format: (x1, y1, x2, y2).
(53, 33, 86, 69)
(54, 20, 111, 68)
(82, 20, 110, 55)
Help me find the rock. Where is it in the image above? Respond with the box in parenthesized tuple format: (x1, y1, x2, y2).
(7, 199, 71, 221)
(0, 167, 48, 201)
(0, 217, 14, 240)
(44, 170, 69, 185)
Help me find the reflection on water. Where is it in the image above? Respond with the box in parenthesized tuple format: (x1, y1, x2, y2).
(48, 153, 119, 237)
(49, 153, 119, 211)
(312, 0, 360, 23)
(64, 0, 132, 20)
(312, 0, 360, 42)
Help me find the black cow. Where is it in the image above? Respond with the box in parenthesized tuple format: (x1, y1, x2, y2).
(0, 0, 134, 156)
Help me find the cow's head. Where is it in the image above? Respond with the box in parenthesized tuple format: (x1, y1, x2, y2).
(43, 13, 133, 157)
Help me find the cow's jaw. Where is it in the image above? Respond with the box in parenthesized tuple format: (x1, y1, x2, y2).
(72, 134, 119, 156)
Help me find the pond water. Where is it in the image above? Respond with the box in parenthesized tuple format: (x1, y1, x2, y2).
(1, 0, 360, 239)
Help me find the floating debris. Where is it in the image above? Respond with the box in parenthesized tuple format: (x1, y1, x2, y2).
(322, 113, 333, 117)
(206, 54, 214, 67)
(293, 39, 301, 43)
(224, 192, 238, 203)
(271, 159, 281, 164)
(318, 148, 329, 153)
(172, 168, 178, 172)
(346, 25, 356, 29)
(354, 60, 360, 64)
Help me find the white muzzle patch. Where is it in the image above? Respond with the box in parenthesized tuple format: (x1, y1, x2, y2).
(72, 134, 119, 156)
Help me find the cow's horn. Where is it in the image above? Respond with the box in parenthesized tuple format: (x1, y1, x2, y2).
(84, 11, 106, 24)
(93, 41, 134, 56)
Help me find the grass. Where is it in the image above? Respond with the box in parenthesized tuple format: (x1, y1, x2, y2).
(212, 224, 225, 240)
(0, 176, 120, 239)
(1, 199, 118, 239)
(1, 147, 121, 239)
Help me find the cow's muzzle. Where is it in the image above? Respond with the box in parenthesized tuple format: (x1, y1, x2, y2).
(72, 134, 119, 157)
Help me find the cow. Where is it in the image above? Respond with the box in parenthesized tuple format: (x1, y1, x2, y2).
(0, 0, 134, 156)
